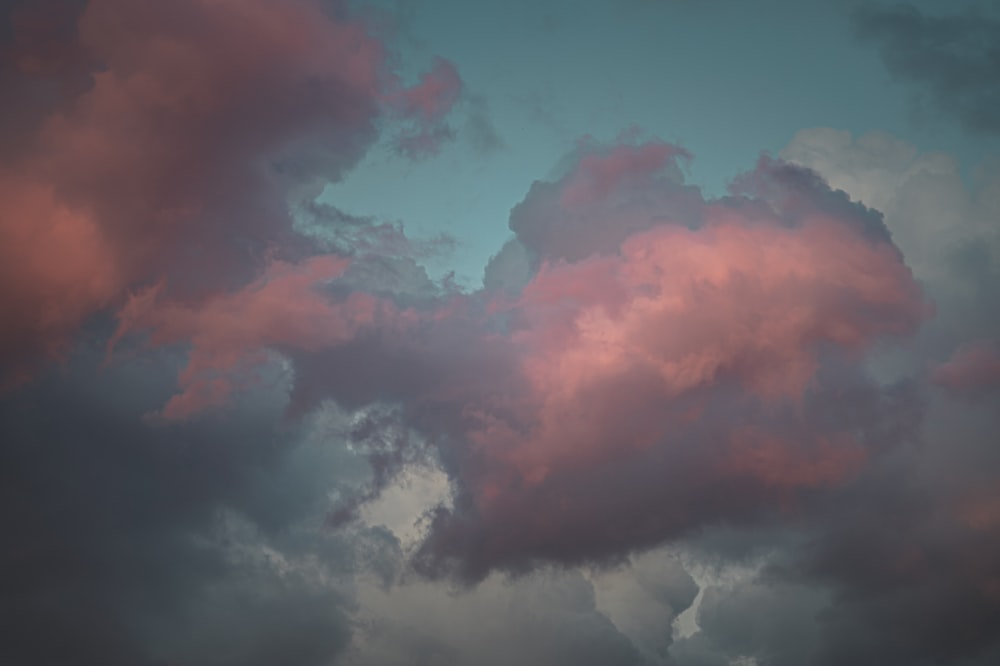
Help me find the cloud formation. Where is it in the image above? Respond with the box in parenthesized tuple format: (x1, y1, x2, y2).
(932, 341, 1000, 396)
(4, 2, 1000, 665)
(108, 128, 933, 592)
(113, 255, 397, 420)
(0, 0, 460, 386)
(763, 126, 1000, 666)
(411, 146, 929, 580)
(853, 3, 1000, 134)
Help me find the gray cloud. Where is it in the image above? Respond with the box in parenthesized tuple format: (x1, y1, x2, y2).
(853, 3, 1000, 135)
(0, 328, 387, 665)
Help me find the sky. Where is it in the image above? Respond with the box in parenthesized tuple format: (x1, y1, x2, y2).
(1, 1, 999, 665)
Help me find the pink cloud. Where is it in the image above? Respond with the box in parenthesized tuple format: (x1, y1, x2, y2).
(112, 255, 410, 420)
(0, 173, 121, 387)
(475, 213, 926, 488)
(403, 144, 931, 579)
(500, 138, 704, 271)
(932, 342, 1000, 395)
(0, 0, 461, 386)
(560, 141, 689, 208)
(93, 134, 926, 577)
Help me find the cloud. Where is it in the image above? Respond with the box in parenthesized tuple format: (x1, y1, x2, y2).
(0, 0, 461, 387)
(101, 137, 900, 578)
(392, 123, 457, 160)
(852, 3, 1000, 135)
(343, 566, 650, 666)
(559, 141, 690, 208)
(737, 127, 1000, 666)
(121, 136, 931, 589)
(110, 136, 930, 589)
(780, 127, 1000, 353)
(932, 341, 1000, 396)
(111, 255, 411, 420)
(405, 144, 925, 581)
(673, 574, 829, 666)
(386, 56, 463, 159)
(388, 56, 463, 124)
(4, 4, 999, 660)
(590, 549, 700, 661)
(0, 340, 387, 665)
(500, 137, 703, 269)
(38, 124, 965, 664)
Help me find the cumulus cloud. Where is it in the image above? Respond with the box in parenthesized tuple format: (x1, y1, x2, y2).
(407, 142, 929, 581)
(101, 131, 933, 592)
(0, 0, 461, 386)
(746, 127, 1000, 666)
(781, 127, 1000, 374)
(500, 137, 703, 269)
(4, 3, 1000, 664)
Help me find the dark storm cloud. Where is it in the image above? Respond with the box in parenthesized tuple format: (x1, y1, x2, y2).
(0, 329, 393, 665)
(853, 3, 1000, 135)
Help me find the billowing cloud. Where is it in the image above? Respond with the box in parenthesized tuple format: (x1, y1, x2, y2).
(743, 127, 1000, 666)
(4, 2, 1000, 664)
(165, 138, 916, 583)
(0, 0, 460, 386)
(119, 135, 930, 586)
